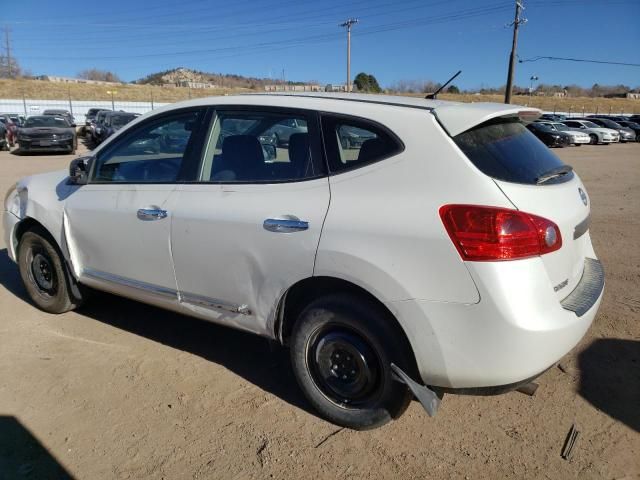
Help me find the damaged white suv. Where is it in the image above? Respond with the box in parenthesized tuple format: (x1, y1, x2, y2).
(3, 93, 604, 430)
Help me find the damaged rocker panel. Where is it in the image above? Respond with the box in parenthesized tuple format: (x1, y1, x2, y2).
(81, 268, 251, 315)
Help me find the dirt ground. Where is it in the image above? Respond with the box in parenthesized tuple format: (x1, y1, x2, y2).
(0, 140, 638, 479)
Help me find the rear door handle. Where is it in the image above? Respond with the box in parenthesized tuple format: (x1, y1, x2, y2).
(137, 208, 168, 220)
(263, 218, 309, 233)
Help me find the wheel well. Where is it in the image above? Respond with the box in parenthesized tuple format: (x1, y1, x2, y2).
(15, 217, 50, 244)
(276, 276, 419, 374)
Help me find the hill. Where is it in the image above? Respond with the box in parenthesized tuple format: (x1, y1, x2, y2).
(136, 67, 302, 90)
(0, 78, 638, 115)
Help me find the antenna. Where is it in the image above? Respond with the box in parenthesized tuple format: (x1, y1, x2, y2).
(425, 70, 462, 99)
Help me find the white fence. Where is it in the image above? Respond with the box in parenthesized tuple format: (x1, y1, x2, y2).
(0, 99, 171, 124)
(0, 98, 636, 125)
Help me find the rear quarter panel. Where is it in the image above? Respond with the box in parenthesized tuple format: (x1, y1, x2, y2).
(315, 110, 515, 304)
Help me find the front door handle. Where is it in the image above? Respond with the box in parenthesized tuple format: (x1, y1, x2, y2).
(263, 218, 309, 233)
(137, 208, 168, 220)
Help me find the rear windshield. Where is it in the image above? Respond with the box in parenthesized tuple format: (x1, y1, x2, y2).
(454, 118, 573, 185)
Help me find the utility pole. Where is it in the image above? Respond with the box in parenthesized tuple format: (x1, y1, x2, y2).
(4, 27, 12, 78)
(340, 18, 358, 93)
(504, 1, 526, 104)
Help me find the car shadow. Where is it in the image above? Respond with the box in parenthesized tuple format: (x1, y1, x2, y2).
(77, 291, 313, 414)
(0, 249, 312, 416)
(0, 415, 74, 479)
(578, 338, 640, 432)
(0, 248, 29, 302)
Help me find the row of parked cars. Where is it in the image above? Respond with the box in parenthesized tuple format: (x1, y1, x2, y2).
(527, 113, 640, 147)
(0, 108, 140, 155)
(83, 108, 140, 146)
(0, 109, 78, 154)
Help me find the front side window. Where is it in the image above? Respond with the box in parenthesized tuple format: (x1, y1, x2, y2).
(320, 115, 403, 173)
(198, 110, 323, 183)
(92, 111, 201, 183)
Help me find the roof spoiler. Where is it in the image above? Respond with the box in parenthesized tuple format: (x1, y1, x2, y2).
(433, 103, 541, 137)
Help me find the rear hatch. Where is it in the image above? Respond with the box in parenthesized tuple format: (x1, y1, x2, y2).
(449, 114, 592, 300)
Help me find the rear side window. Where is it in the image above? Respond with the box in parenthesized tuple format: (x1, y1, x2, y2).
(321, 115, 403, 173)
(454, 118, 572, 185)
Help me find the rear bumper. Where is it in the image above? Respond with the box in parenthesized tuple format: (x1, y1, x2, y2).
(389, 257, 603, 389)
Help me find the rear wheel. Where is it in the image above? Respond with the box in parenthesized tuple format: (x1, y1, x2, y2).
(18, 229, 85, 313)
(290, 293, 413, 430)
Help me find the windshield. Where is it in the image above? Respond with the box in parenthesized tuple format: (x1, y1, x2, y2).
(552, 123, 569, 131)
(454, 118, 572, 185)
(582, 121, 599, 128)
(111, 115, 135, 127)
(25, 116, 69, 128)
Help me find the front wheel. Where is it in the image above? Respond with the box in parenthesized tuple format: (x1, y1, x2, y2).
(290, 294, 414, 430)
(18, 229, 84, 313)
(589, 134, 598, 145)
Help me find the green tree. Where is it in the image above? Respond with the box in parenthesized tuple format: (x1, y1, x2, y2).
(447, 84, 460, 94)
(354, 72, 381, 93)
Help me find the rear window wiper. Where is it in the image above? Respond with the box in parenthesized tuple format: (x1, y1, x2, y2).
(536, 165, 573, 185)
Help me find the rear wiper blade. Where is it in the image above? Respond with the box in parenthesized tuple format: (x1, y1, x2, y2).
(536, 165, 573, 185)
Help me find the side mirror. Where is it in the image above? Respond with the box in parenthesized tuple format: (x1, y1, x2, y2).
(68, 156, 92, 185)
(70, 123, 77, 128)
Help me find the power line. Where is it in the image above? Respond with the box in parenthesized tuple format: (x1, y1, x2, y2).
(519, 56, 640, 67)
(17, 3, 512, 62)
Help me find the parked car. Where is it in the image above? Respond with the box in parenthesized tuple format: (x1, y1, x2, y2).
(263, 118, 308, 147)
(0, 121, 8, 151)
(3, 94, 604, 430)
(0, 114, 18, 147)
(627, 115, 640, 123)
(615, 120, 640, 141)
(95, 111, 140, 144)
(43, 109, 75, 126)
(540, 113, 566, 122)
(535, 121, 590, 146)
(16, 115, 77, 154)
(580, 117, 636, 142)
(562, 119, 620, 144)
(526, 121, 572, 147)
(7, 114, 26, 127)
(91, 110, 111, 145)
(83, 108, 109, 136)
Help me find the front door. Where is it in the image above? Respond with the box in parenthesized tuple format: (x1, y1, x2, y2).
(64, 109, 206, 306)
(170, 107, 330, 335)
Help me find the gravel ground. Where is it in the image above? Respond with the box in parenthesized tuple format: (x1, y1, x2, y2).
(0, 141, 638, 479)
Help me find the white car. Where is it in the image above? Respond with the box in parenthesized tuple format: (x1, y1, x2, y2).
(562, 119, 620, 144)
(537, 121, 591, 145)
(3, 93, 604, 430)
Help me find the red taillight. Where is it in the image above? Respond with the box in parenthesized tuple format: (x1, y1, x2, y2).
(439, 204, 562, 261)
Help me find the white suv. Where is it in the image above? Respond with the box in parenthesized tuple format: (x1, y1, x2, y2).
(3, 93, 604, 430)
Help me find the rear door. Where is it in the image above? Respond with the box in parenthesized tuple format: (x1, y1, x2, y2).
(170, 107, 330, 335)
(453, 117, 594, 299)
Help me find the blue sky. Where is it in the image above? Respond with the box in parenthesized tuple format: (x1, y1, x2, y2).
(5, 0, 640, 89)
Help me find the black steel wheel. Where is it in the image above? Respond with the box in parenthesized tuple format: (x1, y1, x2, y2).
(18, 228, 85, 313)
(306, 325, 383, 408)
(290, 293, 415, 430)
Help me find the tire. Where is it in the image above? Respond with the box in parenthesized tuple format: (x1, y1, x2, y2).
(589, 134, 598, 145)
(18, 228, 84, 314)
(575, 143, 582, 147)
(290, 293, 414, 430)
(273, 133, 280, 147)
